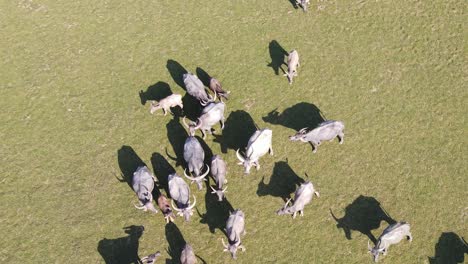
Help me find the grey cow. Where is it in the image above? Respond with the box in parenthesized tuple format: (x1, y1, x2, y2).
(236, 128, 273, 174)
(368, 222, 413, 262)
(289, 120, 344, 153)
(284, 50, 300, 85)
(222, 210, 246, 259)
(168, 173, 196, 221)
(132, 166, 158, 213)
(180, 243, 197, 264)
(141, 250, 161, 264)
(210, 155, 228, 201)
(182, 101, 225, 139)
(296, 0, 310, 11)
(183, 135, 210, 190)
(183, 73, 214, 106)
(276, 181, 319, 218)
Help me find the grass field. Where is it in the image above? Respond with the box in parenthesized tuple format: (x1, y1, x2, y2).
(1, 0, 466, 263)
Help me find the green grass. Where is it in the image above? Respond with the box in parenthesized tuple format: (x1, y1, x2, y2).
(1, 0, 466, 263)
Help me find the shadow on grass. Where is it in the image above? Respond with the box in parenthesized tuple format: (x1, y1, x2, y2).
(166, 117, 188, 168)
(182, 93, 203, 121)
(213, 110, 257, 154)
(117, 146, 146, 189)
(257, 160, 305, 202)
(139, 81, 173, 105)
(195, 67, 212, 87)
(165, 222, 186, 264)
(267, 40, 288, 75)
(151, 152, 176, 197)
(97, 225, 145, 264)
(198, 183, 234, 234)
(166, 60, 188, 90)
(287, 0, 299, 9)
(330, 195, 396, 244)
(429, 232, 467, 264)
(263, 102, 325, 131)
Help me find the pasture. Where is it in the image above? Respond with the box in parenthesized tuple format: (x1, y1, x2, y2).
(1, 0, 466, 263)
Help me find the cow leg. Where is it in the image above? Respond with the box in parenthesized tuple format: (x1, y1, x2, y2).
(338, 132, 344, 144)
(220, 118, 225, 130)
(300, 210, 304, 217)
(309, 142, 317, 153)
(383, 248, 388, 256)
(201, 130, 206, 139)
(292, 212, 297, 219)
(162, 108, 167, 116)
(269, 146, 274, 155)
(407, 233, 413, 242)
(255, 162, 260, 171)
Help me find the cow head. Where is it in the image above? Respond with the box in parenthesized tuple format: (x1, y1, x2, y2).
(236, 149, 257, 174)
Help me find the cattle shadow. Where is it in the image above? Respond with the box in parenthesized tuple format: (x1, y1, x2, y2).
(166, 60, 188, 90)
(139, 81, 173, 106)
(165, 222, 186, 264)
(429, 232, 467, 264)
(195, 67, 212, 87)
(151, 152, 176, 197)
(267, 40, 288, 75)
(166, 117, 188, 168)
(213, 110, 257, 154)
(287, 0, 299, 9)
(263, 102, 325, 132)
(97, 225, 145, 264)
(257, 160, 305, 202)
(117, 146, 146, 188)
(330, 195, 396, 244)
(198, 185, 234, 235)
(182, 93, 202, 120)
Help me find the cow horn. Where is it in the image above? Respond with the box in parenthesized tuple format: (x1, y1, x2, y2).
(200, 164, 210, 178)
(221, 238, 228, 249)
(187, 195, 197, 210)
(171, 200, 182, 212)
(183, 169, 197, 180)
(236, 149, 245, 163)
(134, 203, 146, 210)
(284, 198, 292, 209)
(194, 118, 203, 130)
(222, 186, 228, 193)
(213, 90, 217, 102)
(210, 186, 217, 194)
(182, 117, 190, 128)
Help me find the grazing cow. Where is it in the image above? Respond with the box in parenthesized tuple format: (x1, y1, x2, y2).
(182, 101, 225, 139)
(183, 135, 210, 190)
(157, 194, 175, 223)
(236, 129, 273, 174)
(222, 210, 246, 259)
(168, 173, 196, 221)
(183, 73, 214, 106)
(289, 120, 344, 153)
(296, 0, 310, 11)
(284, 50, 300, 85)
(141, 250, 161, 264)
(149, 94, 183, 115)
(368, 222, 413, 262)
(210, 155, 228, 201)
(276, 181, 319, 218)
(180, 243, 197, 264)
(209, 77, 230, 101)
(132, 166, 158, 213)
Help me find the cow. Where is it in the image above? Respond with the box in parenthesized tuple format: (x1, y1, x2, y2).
(236, 128, 273, 174)
(168, 173, 196, 221)
(132, 166, 158, 213)
(182, 101, 225, 139)
(283, 50, 300, 85)
(210, 155, 228, 201)
(183, 135, 210, 190)
(157, 194, 175, 223)
(276, 181, 319, 218)
(289, 120, 344, 153)
(141, 250, 161, 264)
(183, 73, 214, 106)
(180, 243, 197, 264)
(149, 94, 183, 115)
(296, 0, 310, 12)
(222, 210, 246, 259)
(368, 222, 413, 262)
(209, 77, 230, 101)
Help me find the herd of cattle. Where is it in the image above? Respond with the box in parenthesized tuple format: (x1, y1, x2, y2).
(128, 50, 412, 263)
